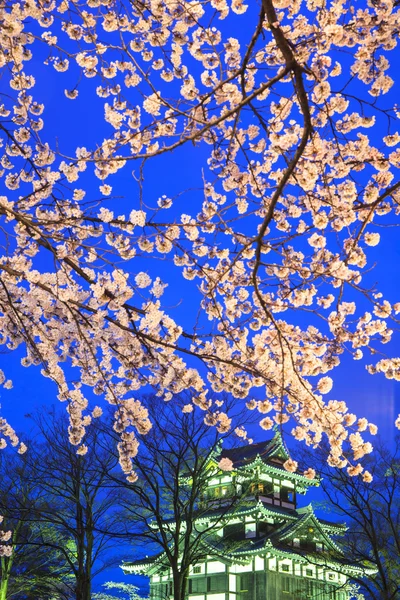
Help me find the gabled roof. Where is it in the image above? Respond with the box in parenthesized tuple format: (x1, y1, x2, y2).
(267, 504, 343, 554)
(122, 552, 166, 575)
(220, 430, 290, 468)
(196, 498, 297, 522)
(318, 517, 347, 535)
(200, 526, 376, 577)
(122, 502, 376, 579)
(121, 537, 250, 575)
(218, 430, 318, 489)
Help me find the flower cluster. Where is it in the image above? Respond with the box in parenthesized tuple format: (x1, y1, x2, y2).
(0, 515, 12, 556)
(218, 457, 234, 471)
(0, 0, 398, 479)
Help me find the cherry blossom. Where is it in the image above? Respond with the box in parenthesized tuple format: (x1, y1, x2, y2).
(0, 516, 12, 557)
(283, 459, 298, 473)
(0, 0, 399, 480)
(218, 457, 234, 471)
(303, 468, 316, 480)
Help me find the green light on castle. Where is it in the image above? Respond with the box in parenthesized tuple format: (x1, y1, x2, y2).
(122, 431, 374, 600)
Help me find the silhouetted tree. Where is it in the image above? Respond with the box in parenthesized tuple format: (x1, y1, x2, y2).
(0, 450, 72, 600)
(100, 397, 253, 600)
(302, 437, 400, 600)
(28, 409, 128, 600)
(0, 409, 128, 600)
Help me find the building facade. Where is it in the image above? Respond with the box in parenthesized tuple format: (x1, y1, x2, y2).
(122, 432, 372, 600)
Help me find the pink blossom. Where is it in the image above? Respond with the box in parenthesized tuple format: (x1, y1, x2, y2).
(218, 457, 233, 471)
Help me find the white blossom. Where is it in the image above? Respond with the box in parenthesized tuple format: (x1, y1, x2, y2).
(218, 457, 233, 471)
(135, 272, 152, 288)
(364, 232, 380, 247)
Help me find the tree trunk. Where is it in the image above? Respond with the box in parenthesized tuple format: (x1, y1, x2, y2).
(83, 505, 93, 600)
(173, 569, 188, 600)
(0, 553, 13, 600)
(76, 574, 91, 600)
(75, 475, 89, 600)
(0, 580, 7, 600)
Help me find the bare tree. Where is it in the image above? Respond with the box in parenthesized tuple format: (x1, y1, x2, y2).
(300, 437, 400, 600)
(0, 450, 72, 600)
(98, 398, 252, 600)
(2, 410, 128, 600)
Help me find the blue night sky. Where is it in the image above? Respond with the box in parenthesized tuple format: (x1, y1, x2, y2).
(1, 0, 400, 593)
(2, 42, 400, 443)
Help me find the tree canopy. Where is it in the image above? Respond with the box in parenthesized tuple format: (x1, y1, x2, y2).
(0, 0, 399, 493)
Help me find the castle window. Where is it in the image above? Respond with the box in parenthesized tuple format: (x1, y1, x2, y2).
(281, 564, 290, 572)
(250, 482, 271, 496)
(262, 481, 273, 494)
(253, 483, 264, 493)
(258, 521, 276, 537)
(280, 487, 294, 503)
(208, 574, 226, 592)
(225, 522, 245, 540)
(193, 566, 201, 574)
(305, 569, 313, 577)
(207, 484, 233, 500)
(189, 578, 206, 594)
(245, 522, 256, 538)
(301, 539, 316, 552)
(282, 576, 291, 593)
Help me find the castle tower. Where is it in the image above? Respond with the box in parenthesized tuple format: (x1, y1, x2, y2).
(122, 431, 373, 599)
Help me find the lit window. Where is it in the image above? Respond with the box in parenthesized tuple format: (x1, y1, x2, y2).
(250, 483, 266, 494)
(245, 523, 256, 538)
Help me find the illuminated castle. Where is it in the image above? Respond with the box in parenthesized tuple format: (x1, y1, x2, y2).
(123, 432, 372, 599)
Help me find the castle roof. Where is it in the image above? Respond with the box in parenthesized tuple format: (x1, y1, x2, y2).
(122, 511, 375, 578)
(220, 434, 289, 467)
(215, 430, 318, 489)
